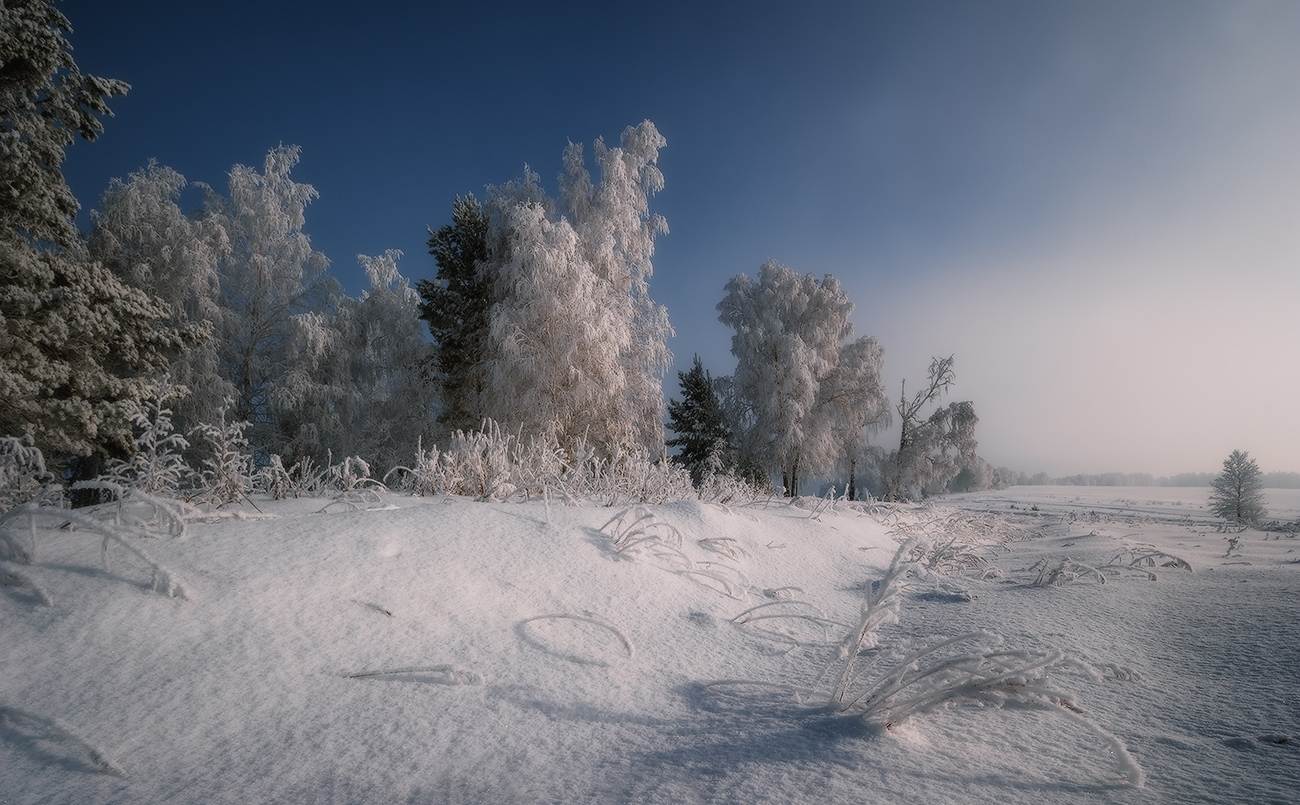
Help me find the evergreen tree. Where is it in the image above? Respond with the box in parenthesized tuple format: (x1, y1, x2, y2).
(666, 356, 732, 485)
(1208, 449, 1266, 525)
(417, 195, 492, 435)
(0, 0, 128, 248)
(1, 1, 195, 466)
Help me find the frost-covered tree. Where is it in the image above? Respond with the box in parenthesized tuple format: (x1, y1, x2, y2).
(814, 336, 890, 500)
(1, 1, 190, 465)
(273, 250, 432, 473)
(717, 261, 886, 496)
(1208, 449, 1266, 525)
(558, 120, 673, 448)
(666, 356, 733, 486)
(880, 356, 979, 501)
(88, 161, 231, 430)
(104, 376, 190, 494)
(417, 194, 492, 435)
(0, 0, 128, 248)
(207, 145, 334, 451)
(475, 122, 673, 452)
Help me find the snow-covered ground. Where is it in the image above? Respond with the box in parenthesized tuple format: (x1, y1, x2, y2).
(2, 486, 1297, 803)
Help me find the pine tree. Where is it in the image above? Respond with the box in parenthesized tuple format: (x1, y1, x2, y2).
(0, 0, 128, 248)
(417, 194, 492, 435)
(666, 356, 732, 486)
(1208, 449, 1266, 525)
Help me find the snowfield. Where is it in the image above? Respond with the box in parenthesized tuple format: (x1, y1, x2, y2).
(2, 486, 1297, 804)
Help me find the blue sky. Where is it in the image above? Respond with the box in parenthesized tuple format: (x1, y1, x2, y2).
(59, 0, 1300, 476)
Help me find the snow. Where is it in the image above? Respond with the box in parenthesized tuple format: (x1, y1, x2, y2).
(2, 486, 1297, 803)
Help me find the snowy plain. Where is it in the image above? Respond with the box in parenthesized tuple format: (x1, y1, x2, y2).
(2, 485, 1297, 804)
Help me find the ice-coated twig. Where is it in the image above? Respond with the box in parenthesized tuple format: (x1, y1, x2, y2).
(352, 599, 393, 617)
(698, 537, 748, 560)
(1, 506, 187, 599)
(343, 666, 483, 685)
(1030, 557, 1108, 587)
(1108, 548, 1192, 573)
(0, 563, 54, 606)
(831, 541, 913, 704)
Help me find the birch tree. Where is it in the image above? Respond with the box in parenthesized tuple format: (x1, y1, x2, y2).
(717, 261, 887, 496)
(473, 121, 673, 452)
(274, 250, 432, 472)
(207, 145, 334, 452)
(880, 355, 979, 501)
(88, 161, 231, 431)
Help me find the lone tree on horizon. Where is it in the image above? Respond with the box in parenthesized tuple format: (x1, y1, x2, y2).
(1208, 449, 1267, 526)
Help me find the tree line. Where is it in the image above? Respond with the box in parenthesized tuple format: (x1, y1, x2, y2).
(3, 0, 979, 501)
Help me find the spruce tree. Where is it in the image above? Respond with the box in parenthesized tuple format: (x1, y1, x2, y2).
(666, 356, 731, 486)
(417, 195, 492, 435)
(1, 1, 195, 467)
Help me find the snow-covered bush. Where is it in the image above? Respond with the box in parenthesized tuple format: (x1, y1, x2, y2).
(260, 454, 327, 500)
(103, 378, 191, 495)
(386, 420, 693, 504)
(190, 402, 256, 505)
(0, 435, 55, 511)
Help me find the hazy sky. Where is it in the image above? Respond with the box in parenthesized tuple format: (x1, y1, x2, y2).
(58, 0, 1300, 477)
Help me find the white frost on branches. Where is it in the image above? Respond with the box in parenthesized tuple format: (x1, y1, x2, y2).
(717, 261, 888, 495)
(478, 121, 673, 453)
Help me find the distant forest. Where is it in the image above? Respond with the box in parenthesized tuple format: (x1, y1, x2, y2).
(1003, 470, 1300, 489)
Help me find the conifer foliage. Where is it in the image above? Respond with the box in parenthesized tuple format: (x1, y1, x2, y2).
(666, 356, 732, 485)
(1, 2, 194, 463)
(417, 195, 492, 436)
(1208, 449, 1266, 525)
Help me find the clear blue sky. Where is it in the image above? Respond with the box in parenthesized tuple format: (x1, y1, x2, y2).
(58, 0, 1300, 477)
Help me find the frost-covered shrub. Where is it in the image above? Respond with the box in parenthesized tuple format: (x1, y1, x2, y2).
(103, 378, 191, 495)
(1, 435, 55, 511)
(385, 420, 694, 504)
(190, 402, 256, 505)
(322, 455, 381, 493)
